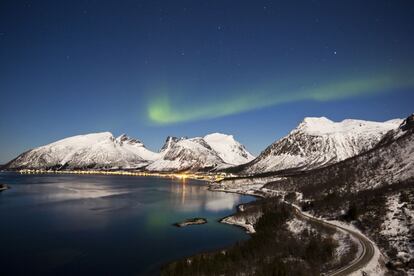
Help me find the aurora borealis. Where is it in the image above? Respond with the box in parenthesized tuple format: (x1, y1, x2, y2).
(147, 72, 414, 124)
(1, 0, 414, 162)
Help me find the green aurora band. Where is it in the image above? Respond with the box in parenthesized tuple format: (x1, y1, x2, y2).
(147, 73, 414, 125)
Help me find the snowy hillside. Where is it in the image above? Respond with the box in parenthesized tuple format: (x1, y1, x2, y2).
(242, 117, 402, 174)
(5, 132, 159, 170)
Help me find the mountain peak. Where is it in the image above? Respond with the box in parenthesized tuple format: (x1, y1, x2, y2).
(296, 117, 335, 134)
(160, 136, 186, 152)
(295, 116, 402, 136)
(115, 134, 143, 146)
(204, 132, 254, 165)
(204, 132, 235, 142)
(302, 116, 333, 124)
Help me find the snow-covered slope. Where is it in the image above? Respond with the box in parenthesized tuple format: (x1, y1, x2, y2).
(147, 133, 254, 172)
(5, 132, 159, 170)
(204, 133, 254, 165)
(242, 117, 402, 174)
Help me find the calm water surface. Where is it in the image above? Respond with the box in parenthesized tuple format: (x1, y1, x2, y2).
(0, 172, 255, 275)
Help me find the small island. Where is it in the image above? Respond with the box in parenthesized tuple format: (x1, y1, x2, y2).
(0, 184, 9, 192)
(173, 218, 207, 227)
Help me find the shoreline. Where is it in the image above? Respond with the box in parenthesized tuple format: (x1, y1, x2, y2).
(209, 184, 266, 234)
(4, 169, 229, 182)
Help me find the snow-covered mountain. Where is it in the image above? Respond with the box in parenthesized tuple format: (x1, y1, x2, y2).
(241, 117, 402, 174)
(5, 132, 159, 170)
(147, 133, 254, 172)
(4, 132, 254, 172)
(5, 116, 401, 173)
(267, 114, 414, 194)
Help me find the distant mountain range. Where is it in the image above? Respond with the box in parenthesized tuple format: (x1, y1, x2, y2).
(4, 132, 254, 171)
(2, 116, 406, 173)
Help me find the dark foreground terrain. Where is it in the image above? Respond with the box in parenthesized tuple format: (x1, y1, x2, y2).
(162, 197, 357, 276)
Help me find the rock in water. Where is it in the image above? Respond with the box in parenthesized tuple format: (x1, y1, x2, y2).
(173, 218, 207, 227)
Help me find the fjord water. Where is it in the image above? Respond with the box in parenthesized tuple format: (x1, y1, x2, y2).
(0, 172, 254, 275)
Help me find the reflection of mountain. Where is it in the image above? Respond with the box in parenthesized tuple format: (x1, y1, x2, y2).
(168, 182, 242, 212)
(55, 182, 128, 199)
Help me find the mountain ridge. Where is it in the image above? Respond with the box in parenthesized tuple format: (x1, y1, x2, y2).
(3, 116, 405, 173)
(4, 132, 254, 172)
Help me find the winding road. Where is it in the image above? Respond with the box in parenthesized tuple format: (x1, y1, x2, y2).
(289, 204, 376, 276)
(214, 186, 377, 275)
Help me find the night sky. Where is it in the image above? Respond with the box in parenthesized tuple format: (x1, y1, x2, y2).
(1, 0, 413, 163)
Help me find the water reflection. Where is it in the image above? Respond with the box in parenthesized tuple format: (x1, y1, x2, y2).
(169, 181, 241, 212)
(0, 173, 255, 275)
(181, 179, 186, 204)
(204, 193, 241, 211)
(51, 182, 129, 199)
